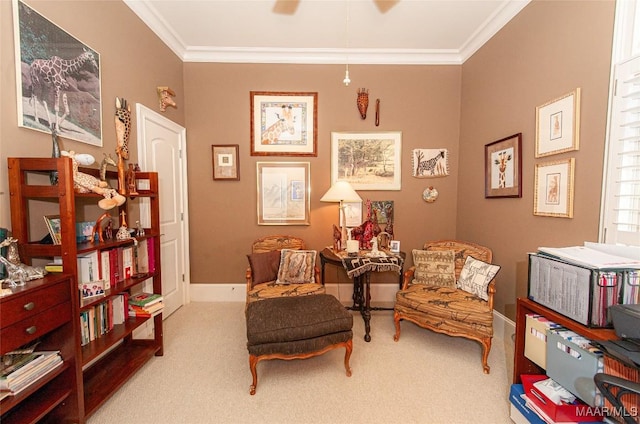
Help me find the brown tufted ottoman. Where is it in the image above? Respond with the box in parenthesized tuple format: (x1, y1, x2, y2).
(245, 294, 353, 395)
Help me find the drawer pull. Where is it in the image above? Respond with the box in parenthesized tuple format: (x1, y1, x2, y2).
(25, 326, 37, 335)
(23, 302, 35, 311)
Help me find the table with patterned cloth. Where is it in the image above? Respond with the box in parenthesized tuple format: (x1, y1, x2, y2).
(320, 247, 405, 342)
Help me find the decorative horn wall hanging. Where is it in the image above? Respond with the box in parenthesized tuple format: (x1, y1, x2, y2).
(375, 99, 380, 126)
(357, 88, 369, 119)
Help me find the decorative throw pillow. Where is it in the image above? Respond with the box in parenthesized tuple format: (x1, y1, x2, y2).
(412, 249, 456, 287)
(456, 255, 501, 301)
(246, 250, 281, 285)
(276, 249, 317, 285)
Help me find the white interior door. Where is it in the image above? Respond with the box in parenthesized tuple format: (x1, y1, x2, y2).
(136, 104, 189, 317)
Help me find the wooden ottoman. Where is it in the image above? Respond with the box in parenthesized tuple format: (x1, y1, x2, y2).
(245, 294, 353, 395)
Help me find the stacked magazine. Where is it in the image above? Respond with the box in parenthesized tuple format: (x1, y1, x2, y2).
(0, 351, 63, 396)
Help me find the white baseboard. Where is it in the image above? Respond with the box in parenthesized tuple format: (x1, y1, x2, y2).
(189, 283, 516, 339)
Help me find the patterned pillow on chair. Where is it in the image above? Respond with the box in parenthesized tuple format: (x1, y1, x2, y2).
(456, 255, 500, 301)
(276, 249, 317, 285)
(412, 249, 456, 287)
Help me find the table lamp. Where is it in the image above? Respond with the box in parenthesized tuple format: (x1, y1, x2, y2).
(320, 181, 362, 250)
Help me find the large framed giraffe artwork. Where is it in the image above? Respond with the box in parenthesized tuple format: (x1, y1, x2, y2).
(484, 133, 522, 198)
(13, 0, 102, 146)
(330, 131, 402, 190)
(256, 162, 310, 225)
(533, 158, 575, 218)
(250, 91, 317, 157)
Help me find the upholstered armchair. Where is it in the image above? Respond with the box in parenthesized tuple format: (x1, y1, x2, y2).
(393, 240, 499, 374)
(245, 235, 324, 304)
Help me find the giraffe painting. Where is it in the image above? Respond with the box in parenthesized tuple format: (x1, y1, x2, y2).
(494, 151, 513, 188)
(411, 149, 449, 177)
(261, 105, 296, 145)
(29, 50, 98, 132)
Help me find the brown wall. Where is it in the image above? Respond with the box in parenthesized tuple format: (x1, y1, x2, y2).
(457, 0, 615, 318)
(0, 0, 185, 224)
(0, 1, 617, 320)
(184, 63, 462, 285)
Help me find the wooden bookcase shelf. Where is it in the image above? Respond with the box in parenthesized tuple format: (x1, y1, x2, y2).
(5, 157, 163, 423)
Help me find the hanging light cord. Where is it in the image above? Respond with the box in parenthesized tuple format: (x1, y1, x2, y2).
(343, 0, 351, 86)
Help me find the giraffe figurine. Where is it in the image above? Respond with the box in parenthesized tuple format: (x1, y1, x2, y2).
(494, 151, 512, 188)
(99, 153, 117, 183)
(29, 49, 98, 131)
(115, 97, 131, 195)
(261, 105, 296, 145)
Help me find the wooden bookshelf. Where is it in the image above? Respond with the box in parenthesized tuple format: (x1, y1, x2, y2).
(6, 157, 163, 423)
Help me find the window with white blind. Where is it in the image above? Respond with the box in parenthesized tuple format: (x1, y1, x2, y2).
(601, 1, 640, 247)
(602, 56, 640, 247)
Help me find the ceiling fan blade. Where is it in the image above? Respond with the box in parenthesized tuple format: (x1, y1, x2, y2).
(373, 0, 399, 14)
(273, 0, 300, 15)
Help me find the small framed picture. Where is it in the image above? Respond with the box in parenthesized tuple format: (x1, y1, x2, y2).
(212, 144, 239, 180)
(484, 133, 522, 198)
(390, 240, 401, 253)
(535, 88, 580, 158)
(533, 158, 575, 218)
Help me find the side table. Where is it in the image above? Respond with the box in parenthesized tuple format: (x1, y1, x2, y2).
(320, 247, 405, 342)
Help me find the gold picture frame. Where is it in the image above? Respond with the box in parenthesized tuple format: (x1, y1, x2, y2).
(535, 88, 581, 158)
(256, 162, 310, 225)
(250, 91, 318, 157)
(533, 158, 575, 218)
(212, 144, 239, 180)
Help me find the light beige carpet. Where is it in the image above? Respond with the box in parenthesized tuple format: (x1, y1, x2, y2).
(87, 302, 513, 424)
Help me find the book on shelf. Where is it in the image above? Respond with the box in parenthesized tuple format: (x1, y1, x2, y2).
(43, 215, 61, 245)
(129, 292, 163, 307)
(79, 295, 128, 345)
(45, 263, 63, 272)
(129, 301, 163, 317)
(122, 245, 133, 279)
(0, 351, 63, 395)
(77, 251, 99, 283)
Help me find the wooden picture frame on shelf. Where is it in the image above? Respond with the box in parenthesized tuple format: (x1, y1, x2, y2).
(484, 133, 522, 198)
(212, 144, 240, 180)
(256, 162, 310, 225)
(250, 91, 318, 157)
(533, 158, 575, 218)
(535, 88, 580, 158)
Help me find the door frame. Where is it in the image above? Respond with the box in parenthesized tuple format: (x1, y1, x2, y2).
(135, 103, 190, 309)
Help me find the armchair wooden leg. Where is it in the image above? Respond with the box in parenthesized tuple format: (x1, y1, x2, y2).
(481, 337, 492, 374)
(249, 354, 259, 395)
(344, 339, 353, 377)
(393, 310, 402, 342)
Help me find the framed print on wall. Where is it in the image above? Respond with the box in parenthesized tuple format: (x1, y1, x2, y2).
(250, 91, 318, 157)
(257, 162, 310, 225)
(13, 0, 102, 146)
(484, 133, 522, 198)
(212, 144, 239, 180)
(330, 131, 402, 190)
(533, 158, 575, 218)
(535, 88, 581, 158)
(341, 201, 363, 228)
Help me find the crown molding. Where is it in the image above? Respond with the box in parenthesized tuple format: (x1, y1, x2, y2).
(125, 0, 531, 65)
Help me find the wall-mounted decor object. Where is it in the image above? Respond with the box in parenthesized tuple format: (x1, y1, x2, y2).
(157, 86, 177, 112)
(533, 158, 575, 218)
(331, 131, 402, 190)
(370, 200, 394, 224)
(341, 201, 363, 228)
(357, 88, 369, 119)
(13, 0, 102, 146)
(375, 99, 380, 126)
(535, 88, 581, 158)
(250, 91, 318, 157)
(422, 187, 439, 203)
(412, 149, 449, 178)
(257, 162, 310, 225)
(484, 133, 522, 198)
(212, 144, 240, 180)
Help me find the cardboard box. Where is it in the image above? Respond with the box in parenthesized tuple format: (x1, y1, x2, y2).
(521, 375, 604, 422)
(545, 330, 604, 407)
(509, 383, 546, 424)
(528, 253, 622, 327)
(524, 314, 562, 369)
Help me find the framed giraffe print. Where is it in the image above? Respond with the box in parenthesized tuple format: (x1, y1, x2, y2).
(330, 131, 402, 190)
(535, 88, 580, 158)
(13, 0, 103, 146)
(484, 133, 522, 198)
(250, 91, 318, 157)
(533, 158, 575, 218)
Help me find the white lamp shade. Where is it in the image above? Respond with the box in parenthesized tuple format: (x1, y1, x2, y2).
(320, 181, 361, 203)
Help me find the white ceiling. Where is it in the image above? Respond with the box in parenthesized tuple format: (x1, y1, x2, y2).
(124, 0, 531, 64)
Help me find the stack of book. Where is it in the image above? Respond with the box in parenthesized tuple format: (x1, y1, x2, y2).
(0, 351, 63, 396)
(128, 292, 164, 317)
(79, 295, 127, 346)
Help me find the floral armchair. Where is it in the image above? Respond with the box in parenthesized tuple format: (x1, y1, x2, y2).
(393, 240, 500, 374)
(245, 235, 324, 304)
